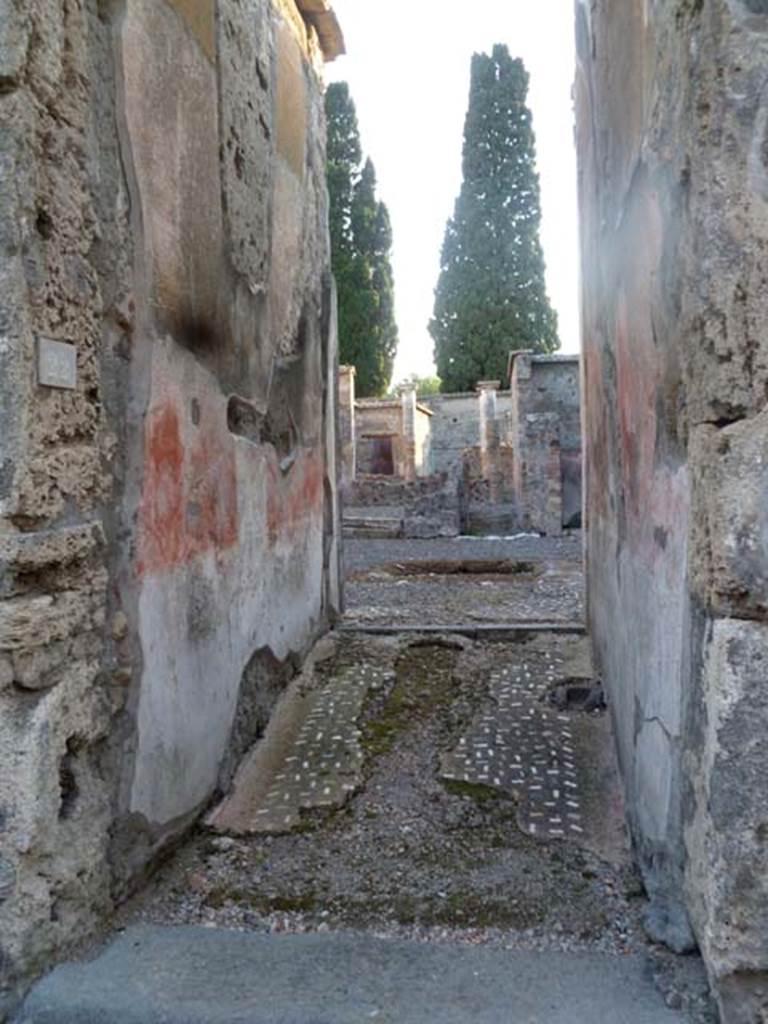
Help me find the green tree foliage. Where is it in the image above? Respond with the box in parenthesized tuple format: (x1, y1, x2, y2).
(325, 83, 399, 397)
(390, 373, 442, 398)
(430, 45, 559, 393)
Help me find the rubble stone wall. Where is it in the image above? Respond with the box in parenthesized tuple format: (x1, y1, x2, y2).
(576, 2, 768, 1018)
(420, 392, 513, 478)
(352, 364, 581, 537)
(0, 0, 340, 1010)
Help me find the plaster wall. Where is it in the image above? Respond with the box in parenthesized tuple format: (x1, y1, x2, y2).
(576, 2, 768, 1018)
(0, 0, 340, 1009)
(414, 404, 432, 475)
(338, 366, 356, 488)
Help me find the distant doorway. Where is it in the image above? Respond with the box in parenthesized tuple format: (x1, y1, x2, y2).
(560, 448, 582, 529)
(369, 435, 395, 476)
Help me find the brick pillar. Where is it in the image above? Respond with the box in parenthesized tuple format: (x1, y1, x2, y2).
(399, 382, 417, 482)
(476, 380, 501, 503)
(338, 365, 356, 489)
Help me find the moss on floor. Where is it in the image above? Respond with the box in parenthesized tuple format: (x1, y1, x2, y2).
(441, 779, 508, 804)
(360, 645, 458, 761)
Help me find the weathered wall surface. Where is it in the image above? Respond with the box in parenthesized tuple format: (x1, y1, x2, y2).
(420, 392, 512, 477)
(351, 364, 581, 536)
(576, 1, 768, 1018)
(354, 401, 403, 477)
(510, 356, 581, 453)
(338, 365, 356, 488)
(413, 400, 432, 477)
(354, 400, 433, 480)
(0, 0, 340, 1010)
(508, 354, 581, 534)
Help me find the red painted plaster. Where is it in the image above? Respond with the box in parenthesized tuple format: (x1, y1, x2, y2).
(266, 449, 324, 543)
(138, 399, 238, 575)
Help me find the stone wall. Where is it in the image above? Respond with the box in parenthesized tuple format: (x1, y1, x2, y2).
(343, 474, 462, 539)
(507, 354, 581, 534)
(413, 395, 433, 477)
(354, 400, 403, 476)
(0, 0, 341, 1010)
(420, 392, 514, 478)
(507, 355, 581, 451)
(576, 2, 768, 1019)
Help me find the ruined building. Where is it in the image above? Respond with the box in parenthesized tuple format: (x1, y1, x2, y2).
(341, 354, 582, 538)
(0, 0, 343, 1009)
(1, 0, 767, 1022)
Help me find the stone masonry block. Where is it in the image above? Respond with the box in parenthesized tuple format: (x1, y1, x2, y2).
(685, 617, 768, 1023)
(11, 631, 102, 691)
(0, 523, 104, 571)
(690, 411, 768, 618)
(0, 587, 106, 652)
(0, 0, 29, 88)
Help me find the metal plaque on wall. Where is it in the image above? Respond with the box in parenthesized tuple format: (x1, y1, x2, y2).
(38, 337, 77, 390)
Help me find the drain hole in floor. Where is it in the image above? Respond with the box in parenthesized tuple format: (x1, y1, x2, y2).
(545, 678, 606, 713)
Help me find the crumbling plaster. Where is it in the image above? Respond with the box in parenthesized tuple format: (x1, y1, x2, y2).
(0, 0, 340, 1012)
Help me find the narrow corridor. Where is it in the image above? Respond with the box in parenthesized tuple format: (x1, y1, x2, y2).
(18, 537, 715, 1023)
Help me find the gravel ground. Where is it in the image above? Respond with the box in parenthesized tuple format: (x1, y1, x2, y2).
(343, 534, 585, 627)
(344, 565, 585, 627)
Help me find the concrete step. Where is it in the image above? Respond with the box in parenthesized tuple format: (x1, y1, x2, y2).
(16, 925, 688, 1024)
(342, 504, 404, 538)
(342, 518, 403, 539)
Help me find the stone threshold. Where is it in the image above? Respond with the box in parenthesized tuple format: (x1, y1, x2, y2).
(336, 622, 587, 639)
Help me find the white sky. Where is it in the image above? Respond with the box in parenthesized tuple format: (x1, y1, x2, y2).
(326, 0, 580, 384)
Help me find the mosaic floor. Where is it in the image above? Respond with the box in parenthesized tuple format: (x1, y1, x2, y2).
(210, 660, 392, 834)
(441, 651, 585, 841)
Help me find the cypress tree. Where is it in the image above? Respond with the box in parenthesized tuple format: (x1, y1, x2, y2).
(430, 45, 558, 393)
(325, 82, 360, 260)
(370, 200, 398, 394)
(325, 84, 399, 397)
